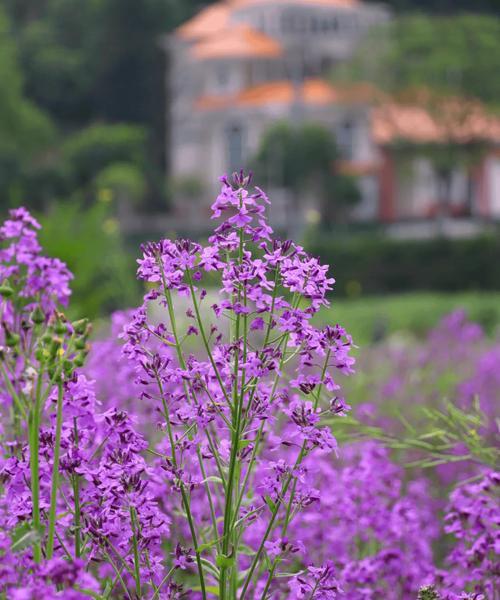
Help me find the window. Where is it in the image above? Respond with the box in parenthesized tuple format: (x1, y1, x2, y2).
(226, 123, 245, 174)
(257, 12, 266, 32)
(281, 9, 307, 34)
(336, 120, 355, 160)
(318, 15, 339, 33)
(328, 16, 339, 32)
(281, 12, 293, 33)
(215, 63, 229, 89)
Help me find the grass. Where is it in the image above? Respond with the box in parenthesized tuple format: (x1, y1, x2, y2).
(316, 292, 500, 346)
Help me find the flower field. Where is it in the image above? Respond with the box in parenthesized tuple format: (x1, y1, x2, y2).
(0, 174, 498, 599)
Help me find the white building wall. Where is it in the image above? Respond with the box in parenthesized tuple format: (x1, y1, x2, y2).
(167, 1, 391, 223)
(486, 156, 500, 218)
(352, 176, 379, 220)
(411, 158, 436, 217)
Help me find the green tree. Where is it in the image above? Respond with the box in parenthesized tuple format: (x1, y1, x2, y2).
(336, 15, 500, 109)
(363, 0, 498, 13)
(0, 6, 55, 208)
(5, 0, 211, 192)
(59, 123, 147, 194)
(253, 122, 360, 233)
(38, 198, 139, 319)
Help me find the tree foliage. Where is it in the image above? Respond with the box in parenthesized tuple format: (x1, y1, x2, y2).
(37, 199, 139, 318)
(0, 6, 55, 206)
(59, 124, 147, 192)
(253, 122, 360, 228)
(364, 0, 499, 13)
(336, 14, 500, 109)
(0, 0, 210, 212)
(1, 0, 499, 220)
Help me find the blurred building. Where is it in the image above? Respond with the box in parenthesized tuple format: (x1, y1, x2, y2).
(164, 0, 500, 234)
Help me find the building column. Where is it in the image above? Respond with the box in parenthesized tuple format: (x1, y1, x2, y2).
(473, 155, 489, 218)
(379, 147, 395, 222)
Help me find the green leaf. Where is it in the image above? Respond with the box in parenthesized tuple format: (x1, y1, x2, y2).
(199, 558, 220, 580)
(238, 544, 256, 556)
(201, 476, 224, 486)
(197, 538, 222, 553)
(11, 522, 43, 553)
(216, 553, 235, 569)
(193, 585, 219, 596)
(238, 439, 253, 450)
(264, 496, 276, 513)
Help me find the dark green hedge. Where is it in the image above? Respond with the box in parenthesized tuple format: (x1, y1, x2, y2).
(306, 234, 500, 296)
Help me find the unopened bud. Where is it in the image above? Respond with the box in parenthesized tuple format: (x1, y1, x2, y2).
(0, 285, 14, 298)
(54, 321, 68, 335)
(72, 319, 89, 336)
(31, 306, 45, 325)
(41, 333, 52, 344)
(75, 337, 86, 350)
(74, 353, 85, 368)
(5, 331, 20, 348)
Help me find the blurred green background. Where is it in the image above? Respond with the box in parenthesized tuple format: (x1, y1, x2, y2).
(0, 0, 499, 333)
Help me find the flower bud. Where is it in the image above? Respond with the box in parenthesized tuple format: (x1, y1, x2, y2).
(30, 306, 45, 325)
(74, 337, 86, 350)
(72, 319, 89, 336)
(50, 336, 63, 350)
(54, 320, 68, 335)
(41, 333, 52, 345)
(49, 337, 63, 359)
(0, 285, 14, 298)
(74, 353, 86, 368)
(5, 331, 20, 348)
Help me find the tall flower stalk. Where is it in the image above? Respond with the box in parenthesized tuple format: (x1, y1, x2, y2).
(124, 171, 355, 597)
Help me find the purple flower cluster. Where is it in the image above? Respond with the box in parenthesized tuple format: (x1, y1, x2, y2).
(1, 177, 499, 599)
(440, 471, 499, 598)
(0, 207, 169, 597)
(120, 172, 355, 597)
(0, 207, 71, 316)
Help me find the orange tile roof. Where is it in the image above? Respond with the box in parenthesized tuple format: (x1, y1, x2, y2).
(191, 24, 282, 60)
(196, 79, 346, 110)
(176, 4, 230, 40)
(372, 97, 500, 145)
(233, 0, 359, 7)
(176, 0, 360, 40)
(236, 80, 299, 106)
(195, 79, 385, 110)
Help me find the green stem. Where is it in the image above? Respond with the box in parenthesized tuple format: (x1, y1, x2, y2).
(198, 447, 222, 553)
(220, 224, 246, 599)
(130, 506, 142, 597)
(0, 362, 27, 421)
(258, 350, 332, 598)
(156, 272, 207, 600)
(46, 379, 64, 558)
(185, 269, 232, 408)
(29, 370, 44, 562)
(102, 548, 132, 600)
(238, 472, 295, 600)
(149, 566, 175, 600)
(73, 418, 82, 558)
